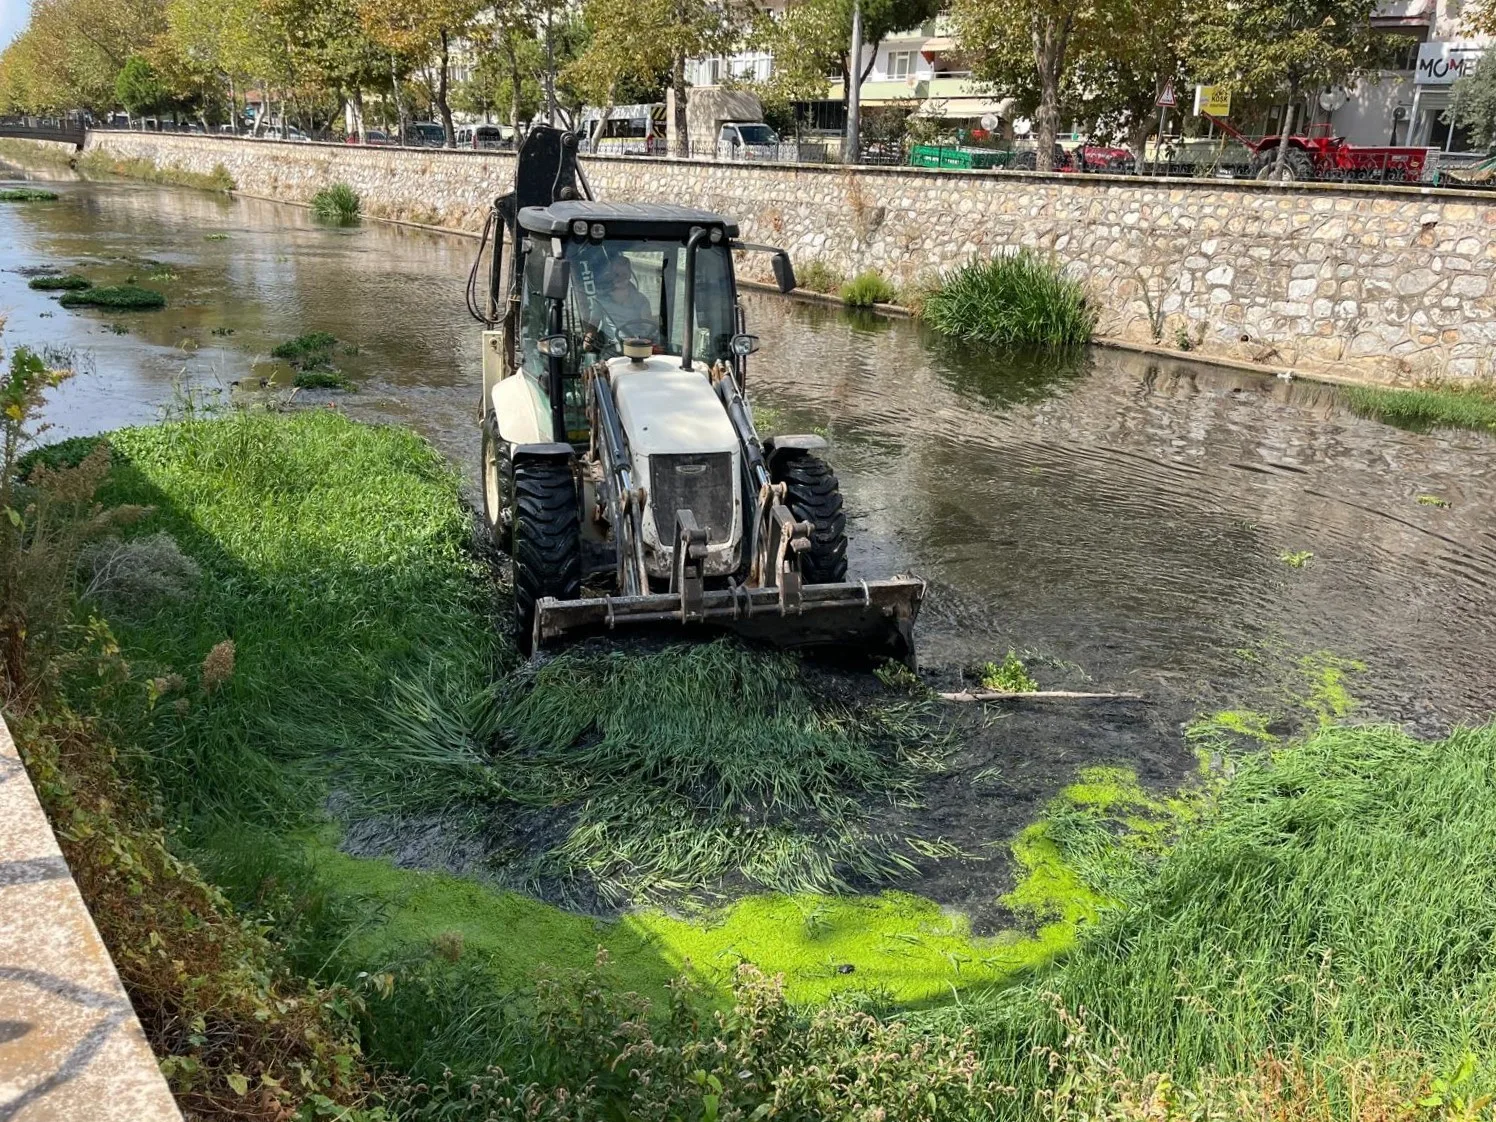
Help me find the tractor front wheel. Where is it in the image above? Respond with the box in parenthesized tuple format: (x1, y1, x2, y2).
(773, 452, 848, 584)
(480, 418, 511, 553)
(511, 457, 581, 653)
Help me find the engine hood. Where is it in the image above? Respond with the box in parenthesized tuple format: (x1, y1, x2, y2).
(609, 358, 737, 459)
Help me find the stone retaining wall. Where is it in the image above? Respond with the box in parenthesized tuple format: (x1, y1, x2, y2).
(0, 712, 182, 1121)
(26, 132, 1496, 383)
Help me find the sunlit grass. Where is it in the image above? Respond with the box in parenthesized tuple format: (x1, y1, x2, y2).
(1344, 379, 1496, 433)
(922, 250, 1095, 346)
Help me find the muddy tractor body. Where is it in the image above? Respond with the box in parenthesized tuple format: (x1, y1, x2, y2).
(470, 126, 924, 661)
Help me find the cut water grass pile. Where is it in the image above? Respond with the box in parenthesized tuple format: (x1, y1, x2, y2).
(310, 181, 361, 222)
(922, 248, 1096, 346)
(270, 330, 353, 388)
(58, 283, 166, 310)
(978, 649, 1038, 692)
(371, 641, 942, 903)
(28, 273, 92, 291)
(9, 351, 1496, 1118)
(1344, 378, 1496, 433)
(0, 186, 60, 201)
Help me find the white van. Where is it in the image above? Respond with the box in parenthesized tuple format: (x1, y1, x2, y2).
(578, 104, 668, 155)
(717, 122, 781, 161)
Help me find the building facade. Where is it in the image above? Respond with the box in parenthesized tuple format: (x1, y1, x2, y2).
(695, 0, 1490, 152)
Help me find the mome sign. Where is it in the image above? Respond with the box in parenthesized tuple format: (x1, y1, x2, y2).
(1416, 41, 1485, 85)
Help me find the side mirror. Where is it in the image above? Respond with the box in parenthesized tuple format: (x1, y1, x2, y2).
(771, 252, 796, 294)
(543, 256, 570, 301)
(730, 333, 760, 356)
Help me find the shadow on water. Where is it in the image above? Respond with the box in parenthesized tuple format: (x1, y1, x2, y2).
(923, 333, 1091, 409)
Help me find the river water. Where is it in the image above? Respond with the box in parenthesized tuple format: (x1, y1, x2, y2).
(4, 170, 1493, 734)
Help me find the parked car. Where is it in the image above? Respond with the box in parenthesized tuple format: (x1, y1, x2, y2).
(1062, 144, 1135, 173)
(345, 129, 393, 146)
(403, 122, 447, 147)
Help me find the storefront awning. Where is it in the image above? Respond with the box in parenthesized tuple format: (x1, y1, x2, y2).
(916, 96, 1016, 120)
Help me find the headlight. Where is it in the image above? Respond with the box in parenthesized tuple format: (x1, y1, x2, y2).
(538, 334, 570, 358)
(709, 227, 723, 243)
(571, 219, 589, 237)
(590, 222, 606, 239)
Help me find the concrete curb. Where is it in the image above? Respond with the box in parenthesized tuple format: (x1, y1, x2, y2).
(0, 713, 182, 1122)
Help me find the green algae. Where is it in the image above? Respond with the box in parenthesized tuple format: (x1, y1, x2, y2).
(301, 836, 678, 998)
(292, 764, 1206, 1010)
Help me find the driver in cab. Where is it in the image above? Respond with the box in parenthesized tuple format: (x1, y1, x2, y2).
(583, 255, 654, 356)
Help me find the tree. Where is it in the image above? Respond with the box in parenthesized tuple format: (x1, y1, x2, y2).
(570, 0, 742, 155)
(1447, 58, 1496, 151)
(115, 55, 166, 119)
(1066, 0, 1189, 162)
(755, 0, 940, 128)
(1189, 0, 1400, 176)
(949, 0, 1137, 171)
(0, 0, 165, 113)
(359, 0, 483, 144)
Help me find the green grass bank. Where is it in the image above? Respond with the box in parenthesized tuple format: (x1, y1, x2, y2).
(5, 345, 1495, 1119)
(1345, 378, 1496, 433)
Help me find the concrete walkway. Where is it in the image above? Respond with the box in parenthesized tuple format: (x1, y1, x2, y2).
(0, 714, 182, 1122)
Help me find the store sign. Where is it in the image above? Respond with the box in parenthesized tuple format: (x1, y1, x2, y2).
(1416, 41, 1484, 85)
(1193, 86, 1232, 117)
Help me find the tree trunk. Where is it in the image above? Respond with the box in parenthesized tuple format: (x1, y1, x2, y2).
(1031, 16, 1071, 173)
(390, 55, 407, 142)
(1128, 111, 1152, 168)
(353, 87, 367, 143)
(1273, 89, 1298, 178)
(671, 50, 689, 157)
(1034, 59, 1060, 171)
(437, 31, 456, 146)
(505, 36, 521, 134)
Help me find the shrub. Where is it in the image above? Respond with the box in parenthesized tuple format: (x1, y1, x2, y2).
(393, 955, 1007, 1122)
(310, 182, 360, 222)
(840, 269, 897, 307)
(922, 250, 1096, 346)
(796, 257, 845, 294)
(79, 531, 201, 614)
(58, 284, 166, 310)
(0, 187, 60, 201)
(28, 273, 92, 291)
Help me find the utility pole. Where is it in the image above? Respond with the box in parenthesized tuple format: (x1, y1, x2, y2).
(844, 0, 862, 163)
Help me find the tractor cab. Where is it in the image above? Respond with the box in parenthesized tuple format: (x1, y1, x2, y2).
(510, 202, 772, 445)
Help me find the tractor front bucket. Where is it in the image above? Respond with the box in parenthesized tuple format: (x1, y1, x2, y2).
(534, 576, 925, 666)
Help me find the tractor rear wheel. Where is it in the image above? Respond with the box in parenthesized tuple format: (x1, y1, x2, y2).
(1254, 146, 1313, 181)
(773, 452, 848, 584)
(511, 457, 580, 653)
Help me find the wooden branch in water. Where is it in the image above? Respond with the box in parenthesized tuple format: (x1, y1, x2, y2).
(938, 689, 1148, 703)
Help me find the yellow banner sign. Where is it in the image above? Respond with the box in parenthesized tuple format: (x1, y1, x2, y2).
(1193, 86, 1231, 117)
